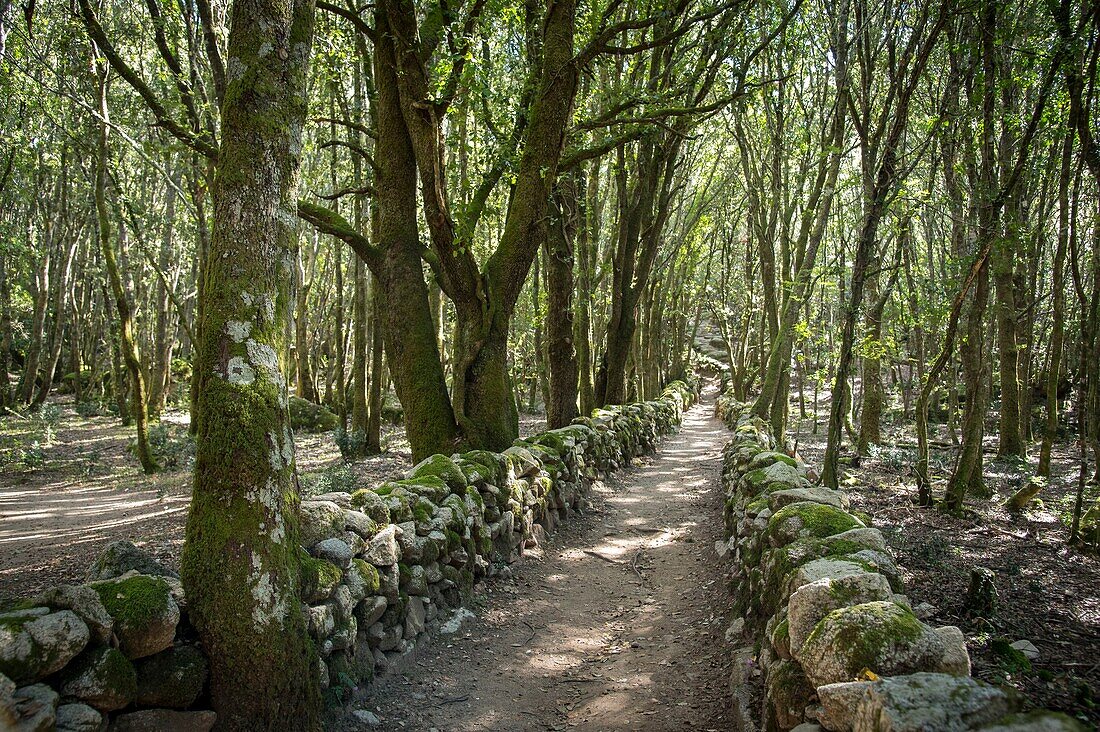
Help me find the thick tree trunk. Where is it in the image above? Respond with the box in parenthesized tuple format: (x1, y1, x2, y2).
(179, 1, 322, 727)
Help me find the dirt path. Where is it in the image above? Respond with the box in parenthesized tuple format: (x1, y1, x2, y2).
(355, 389, 734, 731)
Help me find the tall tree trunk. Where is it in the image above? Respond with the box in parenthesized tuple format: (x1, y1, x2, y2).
(180, 0, 322, 727)
(545, 180, 580, 429)
(94, 61, 156, 474)
(148, 167, 181, 419)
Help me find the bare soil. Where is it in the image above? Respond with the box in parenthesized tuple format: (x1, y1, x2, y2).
(349, 389, 735, 731)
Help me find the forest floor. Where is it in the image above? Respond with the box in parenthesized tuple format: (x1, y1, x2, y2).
(349, 387, 734, 731)
(793, 405, 1100, 727)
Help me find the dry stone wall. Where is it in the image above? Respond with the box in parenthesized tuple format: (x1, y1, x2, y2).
(0, 381, 696, 730)
(715, 391, 1087, 732)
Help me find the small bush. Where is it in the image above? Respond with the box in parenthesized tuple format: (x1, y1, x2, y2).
(134, 422, 195, 470)
(334, 427, 368, 460)
(75, 400, 107, 418)
(301, 464, 358, 497)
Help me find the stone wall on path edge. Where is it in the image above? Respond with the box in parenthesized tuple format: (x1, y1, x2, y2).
(714, 389, 1088, 732)
(0, 380, 698, 730)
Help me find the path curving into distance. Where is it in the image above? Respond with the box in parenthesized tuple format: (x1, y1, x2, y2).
(356, 386, 734, 731)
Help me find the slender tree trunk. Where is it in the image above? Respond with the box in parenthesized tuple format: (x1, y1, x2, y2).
(94, 62, 156, 474)
(180, 1, 322, 727)
(545, 181, 580, 428)
(148, 167, 181, 419)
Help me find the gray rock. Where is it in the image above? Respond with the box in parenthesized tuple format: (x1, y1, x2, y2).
(405, 596, 426, 637)
(85, 542, 177, 582)
(307, 602, 336, 639)
(299, 501, 345, 548)
(1009, 639, 1039, 660)
(312, 538, 354, 568)
(787, 572, 894, 656)
(851, 672, 1013, 732)
(933, 626, 971, 677)
(344, 510, 378, 539)
(107, 709, 216, 732)
(55, 703, 104, 732)
(797, 601, 946, 688)
(4, 683, 58, 732)
(314, 492, 353, 508)
(354, 596, 388, 628)
(404, 565, 428, 596)
(0, 608, 90, 683)
(58, 645, 137, 712)
(769, 485, 850, 512)
(133, 645, 207, 709)
(352, 709, 382, 727)
(377, 564, 400, 601)
(33, 585, 114, 645)
(363, 525, 399, 566)
(816, 680, 873, 732)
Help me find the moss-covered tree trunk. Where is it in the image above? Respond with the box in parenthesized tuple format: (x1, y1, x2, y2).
(179, 0, 321, 728)
(545, 180, 580, 429)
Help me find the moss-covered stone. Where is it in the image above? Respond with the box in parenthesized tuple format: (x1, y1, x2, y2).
(299, 554, 343, 603)
(798, 601, 942, 687)
(57, 644, 137, 712)
(0, 608, 89, 684)
(352, 560, 381, 595)
(288, 396, 339, 432)
(349, 489, 392, 525)
(133, 644, 207, 709)
(767, 501, 864, 547)
(90, 574, 179, 659)
(407, 455, 468, 493)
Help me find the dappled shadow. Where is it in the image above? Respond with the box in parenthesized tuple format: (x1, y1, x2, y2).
(356, 388, 734, 730)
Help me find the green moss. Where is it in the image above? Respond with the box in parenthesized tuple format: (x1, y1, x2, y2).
(353, 560, 380, 594)
(398, 563, 411, 586)
(92, 575, 172, 628)
(804, 601, 925, 676)
(768, 502, 863, 544)
(412, 500, 434, 525)
(300, 553, 343, 602)
(408, 454, 468, 492)
(444, 528, 462, 553)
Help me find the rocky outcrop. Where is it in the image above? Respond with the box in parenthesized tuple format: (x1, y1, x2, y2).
(717, 393, 1087, 732)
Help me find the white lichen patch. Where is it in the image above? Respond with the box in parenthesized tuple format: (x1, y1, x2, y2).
(267, 431, 286, 472)
(225, 356, 256, 385)
(281, 426, 295, 470)
(249, 555, 290, 630)
(246, 339, 280, 374)
(226, 320, 252, 343)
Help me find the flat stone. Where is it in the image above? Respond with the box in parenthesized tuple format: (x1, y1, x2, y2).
(849, 672, 1014, 732)
(769, 486, 850, 512)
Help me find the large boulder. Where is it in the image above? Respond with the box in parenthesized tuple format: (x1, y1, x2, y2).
(90, 574, 180, 660)
(57, 645, 137, 712)
(818, 673, 1014, 732)
(86, 541, 177, 582)
(797, 601, 946, 688)
(0, 608, 90, 683)
(288, 396, 339, 432)
(133, 645, 208, 709)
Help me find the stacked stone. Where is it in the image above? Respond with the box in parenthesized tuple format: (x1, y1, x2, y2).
(717, 395, 1086, 732)
(0, 382, 697, 728)
(1, 541, 214, 731)
(297, 380, 698, 693)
